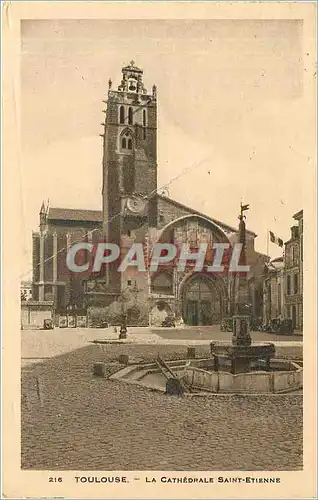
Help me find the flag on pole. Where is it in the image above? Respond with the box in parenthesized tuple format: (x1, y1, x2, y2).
(269, 231, 283, 247)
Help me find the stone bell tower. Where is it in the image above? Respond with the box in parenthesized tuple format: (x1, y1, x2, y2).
(101, 61, 158, 291)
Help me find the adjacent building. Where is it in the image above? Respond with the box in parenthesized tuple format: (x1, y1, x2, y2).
(262, 210, 303, 332)
(32, 206, 103, 309)
(284, 210, 303, 331)
(21, 280, 33, 301)
(263, 257, 284, 325)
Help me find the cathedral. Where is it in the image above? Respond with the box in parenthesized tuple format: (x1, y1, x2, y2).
(32, 62, 267, 326)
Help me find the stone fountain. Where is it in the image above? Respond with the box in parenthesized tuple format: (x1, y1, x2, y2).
(210, 202, 276, 376)
(182, 203, 302, 394)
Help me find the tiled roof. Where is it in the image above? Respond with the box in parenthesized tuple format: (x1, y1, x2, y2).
(46, 195, 257, 236)
(21, 280, 32, 287)
(47, 207, 103, 222)
(293, 209, 303, 221)
(122, 62, 143, 73)
(157, 194, 257, 236)
(266, 258, 284, 272)
(271, 256, 284, 263)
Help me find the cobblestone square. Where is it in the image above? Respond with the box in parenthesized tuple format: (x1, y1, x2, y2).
(21, 331, 303, 471)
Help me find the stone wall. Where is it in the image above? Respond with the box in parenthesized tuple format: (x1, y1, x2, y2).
(21, 301, 54, 329)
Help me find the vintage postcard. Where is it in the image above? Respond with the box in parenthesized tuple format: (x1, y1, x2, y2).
(2, 1, 317, 499)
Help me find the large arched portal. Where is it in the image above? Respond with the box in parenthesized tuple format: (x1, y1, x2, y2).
(181, 274, 226, 326)
(153, 214, 231, 326)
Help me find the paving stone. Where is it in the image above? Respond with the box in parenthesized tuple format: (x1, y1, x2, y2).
(21, 343, 303, 471)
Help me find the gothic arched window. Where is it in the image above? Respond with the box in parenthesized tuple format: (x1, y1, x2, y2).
(120, 130, 133, 152)
(143, 109, 146, 127)
(128, 107, 133, 125)
(119, 106, 125, 124)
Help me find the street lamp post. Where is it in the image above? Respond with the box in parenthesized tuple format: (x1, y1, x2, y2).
(118, 282, 139, 340)
(119, 304, 128, 340)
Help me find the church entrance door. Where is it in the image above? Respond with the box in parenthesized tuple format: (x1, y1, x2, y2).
(186, 300, 198, 326)
(182, 275, 222, 326)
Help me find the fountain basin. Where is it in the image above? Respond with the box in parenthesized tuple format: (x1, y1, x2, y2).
(210, 340, 276, 374)
(211, 341, 276, 360)
(184, 358, 302, 394)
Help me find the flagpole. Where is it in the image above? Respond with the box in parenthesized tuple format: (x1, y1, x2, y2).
(267, 229, 269, 258)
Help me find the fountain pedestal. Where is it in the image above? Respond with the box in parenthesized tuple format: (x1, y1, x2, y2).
(231, 314, 252, 373)
(232, 315, 251, 345)
(210, 341, 276, 374)
(212, 202, 276, 375)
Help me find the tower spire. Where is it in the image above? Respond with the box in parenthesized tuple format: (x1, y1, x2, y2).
(39, 201, 47, 232)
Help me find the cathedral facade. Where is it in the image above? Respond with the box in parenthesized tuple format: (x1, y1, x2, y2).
(32, 62, 267, 326)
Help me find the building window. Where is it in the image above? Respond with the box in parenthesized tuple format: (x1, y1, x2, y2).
(128, 107, 133, 125)
(143, 128, 146, 140)
(119, 106, 125, 124)
(143, 109, 147, 127)
(291, 245, 299, 266)
(189, 231, 198, 248)
(294, 274, 299, 294)
(277, 282, 281, 315)
(300, 235, 303, 261)
(287, 275, 291, 295)
(121, 131, 133, 151)
(151, 272, 173, 295)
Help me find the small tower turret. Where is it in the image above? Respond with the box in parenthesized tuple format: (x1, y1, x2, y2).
(39, 201, 47, 233)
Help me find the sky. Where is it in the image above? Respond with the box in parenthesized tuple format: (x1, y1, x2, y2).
(20, 19, 308, 277)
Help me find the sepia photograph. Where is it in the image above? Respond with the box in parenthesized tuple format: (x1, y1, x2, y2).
(2, 2, 317, 499)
